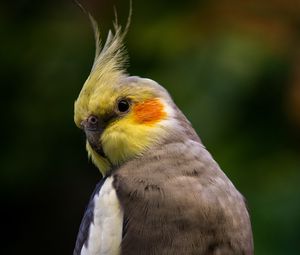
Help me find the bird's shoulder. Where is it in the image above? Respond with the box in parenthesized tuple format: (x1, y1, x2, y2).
(112, 139, 253, 254)
(113, 139, 232, 197)
(112, 138, 246, 221)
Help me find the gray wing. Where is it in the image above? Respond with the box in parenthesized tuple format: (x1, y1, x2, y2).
(73, 177, 107, 255)
(113, 141, 253, 255)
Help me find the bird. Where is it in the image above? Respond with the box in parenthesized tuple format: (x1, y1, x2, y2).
(73, 8, 254, 255)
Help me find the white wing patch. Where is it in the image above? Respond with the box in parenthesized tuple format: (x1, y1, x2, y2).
(81, 176, 124, 255)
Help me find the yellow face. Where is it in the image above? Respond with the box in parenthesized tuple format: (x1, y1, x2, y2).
(73, 17, 177, 175)
(74, 76, 172, 175)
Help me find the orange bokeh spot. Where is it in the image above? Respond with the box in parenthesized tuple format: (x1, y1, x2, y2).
(133, 99, 166, 125)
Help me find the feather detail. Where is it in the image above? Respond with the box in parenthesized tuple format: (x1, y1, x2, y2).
(74, 1, 132, 128)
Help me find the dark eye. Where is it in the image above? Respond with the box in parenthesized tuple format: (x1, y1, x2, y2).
(117, 99, 130, 113)
(87, 115, 98, 125)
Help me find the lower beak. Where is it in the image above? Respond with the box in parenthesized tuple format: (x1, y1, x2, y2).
(84, 128, 106, 158)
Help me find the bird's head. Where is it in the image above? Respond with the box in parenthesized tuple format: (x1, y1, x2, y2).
(74, 15, 196, 176)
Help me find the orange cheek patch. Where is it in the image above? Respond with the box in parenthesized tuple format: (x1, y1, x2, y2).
(133, 99, 166, 125)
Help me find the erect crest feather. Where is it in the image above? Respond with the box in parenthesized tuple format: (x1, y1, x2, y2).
(89, 7, 132, 76)
(75, 0, 132, 76)
(74, 1, 132, 127)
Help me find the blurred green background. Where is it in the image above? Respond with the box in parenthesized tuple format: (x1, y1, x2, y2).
(1, 0, 300, 254)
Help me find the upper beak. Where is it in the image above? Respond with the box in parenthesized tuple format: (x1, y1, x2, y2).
(81, 120, 106, 157)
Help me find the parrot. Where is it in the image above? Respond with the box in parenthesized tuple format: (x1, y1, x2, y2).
(73, 8, 254, 255)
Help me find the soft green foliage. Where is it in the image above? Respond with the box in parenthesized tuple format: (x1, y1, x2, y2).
(0, 1, 299, 254)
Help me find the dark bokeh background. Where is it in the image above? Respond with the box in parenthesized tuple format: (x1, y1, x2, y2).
(1, 0, 300, 254)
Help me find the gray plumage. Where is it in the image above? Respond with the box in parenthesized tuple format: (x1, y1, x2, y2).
(74, 103, 253, 254)
(112, 110, 253, 255)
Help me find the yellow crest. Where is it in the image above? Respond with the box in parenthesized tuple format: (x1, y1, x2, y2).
(74, 3, 132, 127)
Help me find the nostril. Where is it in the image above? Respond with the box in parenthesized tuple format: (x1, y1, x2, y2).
(88, 115, 98, 125)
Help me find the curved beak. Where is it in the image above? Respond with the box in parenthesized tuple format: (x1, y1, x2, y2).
(81, 120, 106, 158)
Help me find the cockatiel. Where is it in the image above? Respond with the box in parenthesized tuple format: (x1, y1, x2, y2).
(73, 9, 253, 255)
